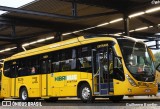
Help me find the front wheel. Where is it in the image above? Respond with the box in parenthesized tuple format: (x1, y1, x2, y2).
(20, 87, 29, 101)
(109, 95, 124, 103)
(79, 83, 94, 103)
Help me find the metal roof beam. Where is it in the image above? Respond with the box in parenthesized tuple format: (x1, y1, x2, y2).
(0, 5, 120, 20)
(0, 16, 75, 31)
(0, 5, 75, 20)
(127, 2, 155, 15)
(62, 0, 125, 12)
(138, 16, 155, 26)
(79, 11, 119, 19)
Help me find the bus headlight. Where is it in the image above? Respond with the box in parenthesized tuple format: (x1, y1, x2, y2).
(126, 74, 137, 87)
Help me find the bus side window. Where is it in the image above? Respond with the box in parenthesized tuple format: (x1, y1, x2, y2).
(78, 45, 92, 71)
(10, 61, 18, 78)
(18, 59, 28, 76)
(71, 49, 76, 70)
(4, 61, 11, 77)
(52, 52, 60, 72)
(61, 49, 72, 71)
(28, 56, 39, 75)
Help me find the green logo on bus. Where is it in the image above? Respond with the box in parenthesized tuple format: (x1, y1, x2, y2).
(55, 76, 66, 81)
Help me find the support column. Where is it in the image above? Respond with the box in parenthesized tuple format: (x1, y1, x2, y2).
(156, 40, 159, 49)
(72, 0, 77, 16)
(16, 43, 23, 52)
(11, 24, 16, 37)
(54, 32, 62, 42)
(123, 14, 130, 36)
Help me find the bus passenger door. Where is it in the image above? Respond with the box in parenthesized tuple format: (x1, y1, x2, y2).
(92, 46, 113, 96)
(41, 58, 52, 97)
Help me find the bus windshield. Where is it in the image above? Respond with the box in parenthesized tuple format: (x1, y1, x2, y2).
(117, 38, 156, 82)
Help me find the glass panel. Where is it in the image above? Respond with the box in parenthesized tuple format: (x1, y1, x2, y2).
(118, 38, 155, 82)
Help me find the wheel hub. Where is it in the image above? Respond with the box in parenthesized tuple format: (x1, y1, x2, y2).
(82, 87, 90, 100)
(22, 91, 27, 100)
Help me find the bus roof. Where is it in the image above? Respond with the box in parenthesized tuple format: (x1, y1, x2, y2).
(4, 35, 126, 61)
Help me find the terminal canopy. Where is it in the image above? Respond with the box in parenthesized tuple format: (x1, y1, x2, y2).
(0, 0, 159, 58)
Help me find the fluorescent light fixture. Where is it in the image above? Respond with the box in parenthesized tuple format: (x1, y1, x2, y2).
(145, 7, 160, 13)
(63, 27, 97, 35)
(96, 22, 109, 27)
(29, 41, 37, 45)
(46, 36, 54, 40)
(129, 30, 135, 32)
(0, 50, 4, 53)
(62, 32, 72, 36)
(22, 43, 30, 47)
(5, 48, 12, 51)
(0, 47, 17, 53)
(114, 34, 121, 36)
(84, 27, 96, 31)
(72, 30, 83, 34)
(12, 47, 17, 49)
(109, 18, 123, 23)
(135, 27, 148, 31)
(115, 32, 122, 35)
(149, 26, 153, 28)
(129, 12, 145, 18)
(22, 36, 55, 47)
(36, 39, 46, 43)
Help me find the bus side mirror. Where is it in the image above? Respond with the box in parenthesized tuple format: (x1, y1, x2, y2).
(156, 64, 160, 72)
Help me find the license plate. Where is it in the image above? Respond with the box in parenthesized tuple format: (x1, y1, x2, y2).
(145, 89, 151, 92)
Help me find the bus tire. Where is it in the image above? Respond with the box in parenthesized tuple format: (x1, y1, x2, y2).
(109, 95, 124, 103)
(79, 83, 94, 103)
(20, 87, 29, 101)
(45, 97, 58, 102)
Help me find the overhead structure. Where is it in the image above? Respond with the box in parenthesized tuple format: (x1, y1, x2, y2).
(0, 0, 159, 58)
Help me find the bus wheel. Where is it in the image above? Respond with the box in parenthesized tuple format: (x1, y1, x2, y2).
(45, 97, 58, 102)
(109, 95, 124, 103)
(80, 83, 93, 103)
(20, 87, 29, 101)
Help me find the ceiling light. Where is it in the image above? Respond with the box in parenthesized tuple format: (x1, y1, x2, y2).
(62, 32, 72, 36)
(135, 27, 148, 31)
(129, 12, 145, 18)
(96, 22, 109, 27)
(115, 32, 123, 35)
(0, 50, 5, 53)
(37, 39, 46, 43)
(109, 18, 123, 23)
(22, 43, 30, 47)
(0, 47, 17, 53)
(45, 36, 54, 40)
(29, 41, 37, 45)
(145, 7, 160, 13)
(5, 48, 12, 51)
(84, 27, 97, 30)
(129, 30, 135, 32)
(149, 26, 153, 28)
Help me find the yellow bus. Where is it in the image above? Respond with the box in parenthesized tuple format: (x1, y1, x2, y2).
(1, 35, 159, 102)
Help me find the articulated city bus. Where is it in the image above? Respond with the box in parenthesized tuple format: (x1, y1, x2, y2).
(1, 35, 159, 102)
